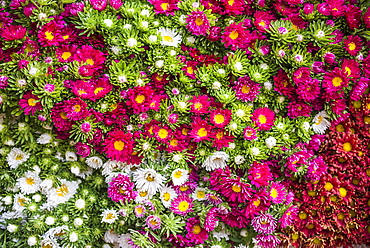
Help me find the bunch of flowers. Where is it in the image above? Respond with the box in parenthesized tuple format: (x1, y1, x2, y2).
(0, 0, 369, 247)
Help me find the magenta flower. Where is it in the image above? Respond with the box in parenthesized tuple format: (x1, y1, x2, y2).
(251, 213, 277, 234)
(18, 91, 43, 115)
(269, 182, 286, 204)
(251, 107, 275, 131)
(146, 215, 161, 230)
(108, 174, 137, 203)
(170, 195, 193, 216)
(279, 206, 298, 228)
(254, 234, 281, 248)
(233, 76, 261, 102)
(185, 217, 208, 244)
(186, 11, 210, 36)
(103, 130, 134, 163)
(1, 25, 27, 41)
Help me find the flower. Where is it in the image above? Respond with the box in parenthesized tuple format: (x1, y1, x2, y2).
(149, 0, 179, 15)
(233, 76, 261, 102)
(202, 151, 229, 171)
(1, 25, 27, 41)
(279, 206, 298, 228)
(253, 234, 281, 248)
(189, 95, 210, 114)
(158, 28, 182, 47)
(221, 22, 246, 50)
(312, 111, 331, 134)
(103, 130, 135, 163)
(18, 92, 43, 115)
(186, 11, 210, 36)
(160, 185, 178, 208)
(134, 205, 146, 217)
(189, 119, 212, 142)
(101, 209, 118, 224)
(17, 171, 41, 195)
(219, 177, 254, 203)
(248, 162, 273, 188)
(133, 168, 166, 195)
(170, 195, 194, 216)
(171, 168, 189, 186)
(192, 187, 207, 201)
(269, 182, 286, 204)
(251, 107, 275, 131)
(146, 215, 161, 229)
(46, 179, 79, 205)
(108, 174, 137, 203)
(7, 148, 30, 169)
(210, 109, 232, 128)
(251, 213, 277, 234)
(243, 126, 258, 140)
(343, 35, 362, 56)
(185, 217, 208, 244)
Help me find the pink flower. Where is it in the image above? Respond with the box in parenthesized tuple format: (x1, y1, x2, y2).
(254, 11, 275, 32)
(189, 95, 210, 114)
(148, 0, 179, 16)
(221, 22, 247, 50)
(126, 86, 155, 114)
(248, 162, 273, 188)
(254, 234, 281, 248)
(51, 102, 74, 131)
(210, 109, 232, 128)
(269, 182, 286, 204)
(251, 107, 275, 131)
(38, 20, 64, 47)
(18, 92, 43, 115)
(233, 76, 261, 102)
(186, 11, 210, 36)
(63, 98, 89, 121)
(287, 101, 313, 118)
(103, 130, 135, 163)
(89, 0, 107, 10)
(146, 215, 161, 229)
(1, 25, 27, 41)
(75, 142, 91, 157)
(170, 195, 194, 216)
(306, 156, 327, 181)
(252, 213, 277, 234)
(279, 206, 298, 228)
(219, 177, 254, 203)
(189, 119, 212, 142)
(185, 217, 208, 244)
(344, 35, 362, 56)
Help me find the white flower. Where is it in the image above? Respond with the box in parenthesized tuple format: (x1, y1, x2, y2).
(45, 216, 55, 225)
(140, 9, 150, 17)
(123, 24, 132, 29)
(65, 151, 77, 161)
(159, 186, 177, 208)
(192, 187, 207, 201)
(47, 179, 79, 205)
(117, 233, 134, 248)
(111, 46, 122, 55)
(27, 236, 37, 246)
(158, 28, 182, 47)
(133, 168, 165, 195)
(17, 171, 41, 194)
(265, 136, 277, 149)
(69, 232, 78, 242)
(13, 193, 29, 212)
(4, 139, 15, 146)
(148, 35, 158, 43)
(277, 96, 285, 103)
(212, 81, 222, 90)
(155, 60, 164, 68)
(135, 189, 154, 203)
(312, 110, 331, 134)
(40, 238, 59, 248)
(234, 155, 245, 165)
(127, 38, 137, 48)
(104, 230, 119, 244)
(202, 151, 229, 171)
(212, 223, 230, 241)
(86, 156, 103, 169)
(264, 81, 272, 90)
(240, 229, 248, 237)
(171, 168, 189, 186)
(250, 147, 260, 156)
(234, 62, 243, 71)
(103, 19, 113, 27)
(29, 67, 38, 76)
(7, 147, 30, 169)
(74, 217, 83, 227)
(75, 199, 86, 210)
(228, 143, 236, 149)
(70, 166, 80, 176)
(101, 209, 118, 224)
(302, 121, 311, 131)
(186, 36, 196, 44)
(3, 195, 12, 205)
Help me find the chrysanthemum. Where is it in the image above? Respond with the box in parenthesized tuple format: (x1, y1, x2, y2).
(133, 168, 166, 195)
(13, 193, 30, 212)
(108, 174, 137, 203)
(38, 20, 64, 47)
(47, 179, 79, 205)
(189, 95, 210, 114)
(311, 111, 331, 134)
(248, 162, 273, 188)
(146, 215, 161, 230)
(56, 45, 77, 62)
(243, 126, 258, 140)
(253, 234, 281, 248)
(280, 206, 298, 228)
(343, 35, 362, 56)
(251, 213, 277, 234)
(219, 177, 254, 203)
(17, 171, 41, 195)
(202, 151, 229, 171)
(210, 109, 232, 128)
(189, 119, 212, 142)
(186, 10, 210, 36)
(296, 78, 320, 102)
(6, 147, 30, 169)
(74, 45, 106, 68)
(101, 209, 119, 224)
(251, 107, 275, 131)
(185, 217, 209, 244)
(160, 185, 178, 208)
(18, 92, 43, 115)
(126, 86, 155, 114)
(153, 125, 172, 143)
(233, 76, 261, 102)
(158, 28, 182, 47)
(103, 130, 134, 163)
(170, 195, 194, 216)
(171, 168, 189, 186)
(269, 182, 286, 204)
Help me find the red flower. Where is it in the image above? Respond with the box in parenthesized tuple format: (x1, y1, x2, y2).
(18, 91, 43, 115)
(1, 25, 27, 41)
(251, 107, 275, 131)
(344, 35, 362, 56)
(103, 130, 134, 163)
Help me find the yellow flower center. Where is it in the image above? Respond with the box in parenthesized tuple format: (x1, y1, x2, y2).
(61, 51, 71, 60)
(28, 98, 36, 107)
(343, 142, 352, 152)
(315, 116, 323, 125)
(299, 211, 307, 220)
(292, 233, 299, 240)
(194, 102, 203, 110)
(214, 114, 225, 124)
(106, 213, 115, 219)
(216, 132, 223, 140)
(345, 66, 351, 76)
(173, 170, 183, 179)
(170, 139, 178, 146)
(332, 77, 343, 87)
(119, 187, 125, 194)
(241, 85, 251, 93)
(197, 128, 207, 137)
(139, 191, 148, 197)
(163, 35, 173, 42)
(307, 224, 314, 229)
(135, 95, 145, 104)
(259, 21, 266, 27)
(56, 184, 69, 197)
(348, 42, 356, 51)
(192, 225, 202, 234)
(18, 198, 26, 206)
(270, 188, 278, 198)
(60, 112, 68, 120)
(195, 18, 203, 26)
(158, 128, 168, 139)
(145, 174, 155, 182)
(196, 191, 205, 199)
(62, 35, 69, 40)
(253, 199, 261, 207)
(163, 192, 171, 201)
(180, 185, 189, 191)
(228, 0, 235, 5)
(324, 182, 333, 191)
(338, 212, 345, 220)
(136, 207, 143, 214)
(45, 31, 54, 40)
(229, 30, 239, 40)
(365, 116, 370, 124)
(114, 140, 125, 151)
(86, 58, 94, 65)
(336, 124, 345, 132)
(160, 2, 169, 10)
(150, 219, 158, 226)
(339, 187, 347, 197)
(73, 104, 81, 112)
(26, 177, 35, 185)
(94, 87, 104, 94)
(232, 185, 241, 192)
(187, 67, 194, 74)
(178, 201, 189, 212)
(258, 114, 267, 124)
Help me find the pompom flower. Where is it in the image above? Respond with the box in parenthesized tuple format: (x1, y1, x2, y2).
(251, 107, 275, 131)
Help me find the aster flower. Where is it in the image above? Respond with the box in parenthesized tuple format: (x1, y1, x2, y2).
(251, 107, 275, 131)
(17, 171, 41, 195)
(186, 11, 210, 36)
(170, 195, 194, 216)
(134, 205, 147, 217)
(243, 126, 258, 140)
(296, 78, 320, 102)
(74, 45, 106, 68)
(160, 185, 178, 208)
(189, 119, 212, 142)
(185, 217, 208, 244)
(189, 95, 210, 114)
(6, 147, 30, 169)
(269, 182, 286, 204)
(210, 109, 232, 128)
(47, 179, 79, 205)
(38, 20, 64, 47)
(219, 177, 254, 203)
(254, 11, 275, 32)
(62, 98, 89, 121)
(126, 86, 155, 114)
(248, 162, 273, 188)
(341, 59, 361, 79)
(101, 209, 118, 224)
(312, 111, 331, 134)
(103, 130, 134, 163)
(191, 187, 207, 201)
(148, 0, 179, 15)
(322, 67, 349, 94)
(157, 28, 182, 47)
(18, 92, 43, 115)
(344, 35, 362, 56)
(1, 25, 27, 41)
(287, 101, 313, 118)
(171, 168, 189, 186)
(253, 234, 281, 248)
(251, 213, 277, 234)
(146, 215, 161, 229)
(202, 151, 229, 171)
(221, 22, 246, 50)
(233, 76, 261, 102)
(108, 174, 137, 203)
(133, 168, 166, 195)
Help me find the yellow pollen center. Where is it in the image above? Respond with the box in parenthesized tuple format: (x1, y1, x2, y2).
(345, 66, 351, 75)
(214, 114, 225, 124)
(86, 58, 94, 65)
(178, 201, 189, 212)
(348, 42, 356, 51)
(114, 140, 125, 151)
(45, 31, 54, 40)
(253, 199, 261, 206)
(94, 87, 104, 94)
(62, 35, 69, 40)
(196, 191, 205, 199)
(228, 0, 235, 5)
(332, 77, 343, 87)
(56, 185, 69, 197)
(73, 104, 81, 112)
(180, 185, 189, 191)
(26, 177, 35, 185)
(259, 21, 266, 27)
(135, 95, 145, 104)
(324, 182, 333, 191)
(258, 114, 267, 124)
(187, 67, 194, 74)
(160, 2, 169, 10)
(315, 116, 323, 125)
(119, 187, 125, 194)
(163, 35, 173, 42)
(136, 207, 143, 214)
(343, 142, 352, 152)
(139, 191, 148, 197)
(338, 213, 345, 220)
(229, 30, 239, 40)
(299, 212, 307, 220)
(241, 85, 251, 93)
(18, 198, 26, 206)
(60, 112, 68, 120)
(163, 192, 171, 201)
(339, 187, 347, 197)
(170, 139, 178, 146)
(192, 225, 202, 234)
(146, 174, 155, 182)
(150, 219, 158, 226)
(106, 213, 115, 219)
(15, 155, 23, 160)
(28, 98, 36, 107)
(173, 170, 183, 179)
(336, 124, 345, 132)
(197, 128, 207, 137)
(61, 51, 71, 60)
(158, 128, 168, 139)
(194, 102, 203, 110)
(195, 18, 203, 26)
(270, 188, 278, 198)
(232, 185, 241, 192)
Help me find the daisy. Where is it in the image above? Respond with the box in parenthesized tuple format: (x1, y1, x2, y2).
(146, 215, 161, 230)
(210, 109, 232, 128)
(13, 193, 30, 212)
(251, 213, 277, 234)
(269, 182, 286, 204)
(47, 179, 79, 205)
(159, 185, 178, 208)
(158, 28, 182, 47)
(101, 209, 118, 224)
(135, 189, 155, 202)
(17, 171, 41, 195)
(133, 168, 166, 195)
(7, 147, 30, 169)
(186, 10, 210, 36)
(170, 195, 194, 216)
(192, 187, 207, 201)
(171, 168, 189, 186)
(251, 107, 275, 131)
(312, 111, 331, 134)
(202, 151, 229, 171)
